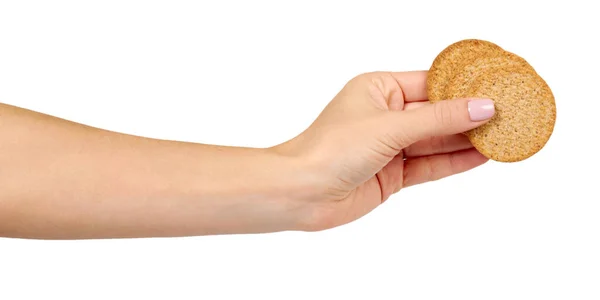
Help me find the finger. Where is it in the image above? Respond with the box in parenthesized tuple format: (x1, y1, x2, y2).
(375, 154, 405, 202)
(404, 101, 470, 139)
(403, 148, 488, 188)
(389, 71, 428, 102)
(403, 134, 473, 158)
(387, 98, 495, 147)
(403, 101, 428, 111)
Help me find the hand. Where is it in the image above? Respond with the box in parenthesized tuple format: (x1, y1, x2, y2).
(273, 71, 495, 231)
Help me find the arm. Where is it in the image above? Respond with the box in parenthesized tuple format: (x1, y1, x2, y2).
(0, 103, 314, 239)
(1, 71, 492, 239)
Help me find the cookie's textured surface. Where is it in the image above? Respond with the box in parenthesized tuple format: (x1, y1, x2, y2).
(426, 39, 556, 162)
(445, 54, 536, 100)
(427, 39, 502, 102)
(465, 68, 556, 162)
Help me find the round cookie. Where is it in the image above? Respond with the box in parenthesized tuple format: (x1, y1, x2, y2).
(427, 39, 503, 102)
(445, 52, 537, 100)
(464, 67, 556, 162)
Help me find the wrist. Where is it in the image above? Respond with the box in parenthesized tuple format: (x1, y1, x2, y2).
(253, 147, 316, 231)
(164, 143, 325, 234)
(264, 143, 335, 232)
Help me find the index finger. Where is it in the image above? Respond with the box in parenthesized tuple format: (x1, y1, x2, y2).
(390, 70, 429, 102)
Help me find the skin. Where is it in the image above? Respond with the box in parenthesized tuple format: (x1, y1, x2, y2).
(0, 70, 493, 239)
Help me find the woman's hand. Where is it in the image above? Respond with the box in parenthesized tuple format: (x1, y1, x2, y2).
(274, 71, 495, 231)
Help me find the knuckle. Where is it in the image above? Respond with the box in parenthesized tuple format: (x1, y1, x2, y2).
(348, 72, 373, 85)
(424, 156, 436, 182)
(379, 131, 404, 154)
(391, 128, 413, 149)
(347, 71, 388, 87)
(433, 102, 454, 129)
(425, 156, 443, 182)
(446, 152, 459, 174)
(430, 135, 448, 153)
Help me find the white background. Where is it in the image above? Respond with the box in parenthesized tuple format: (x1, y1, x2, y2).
(1, 1, 598, 299)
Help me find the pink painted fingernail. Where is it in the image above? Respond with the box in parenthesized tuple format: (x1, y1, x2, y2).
(468, 99, 495, 121)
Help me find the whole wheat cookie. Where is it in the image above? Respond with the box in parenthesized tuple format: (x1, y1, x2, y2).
(426, 39, 556, 162)
(467, 67, 555, 162)
(426, 39, 503, 102)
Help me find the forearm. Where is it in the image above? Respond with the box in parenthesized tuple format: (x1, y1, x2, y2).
(0, 103, 314, 239)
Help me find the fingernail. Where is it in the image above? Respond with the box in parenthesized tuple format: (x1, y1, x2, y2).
(468, 99, 495, 121)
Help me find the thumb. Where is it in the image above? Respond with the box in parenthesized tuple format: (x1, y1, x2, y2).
(390, 98, 495, 147)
